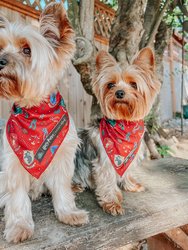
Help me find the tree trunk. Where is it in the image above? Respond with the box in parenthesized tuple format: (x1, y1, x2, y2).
(109, 0, 146, 64)
(79, 0, 95, 42)
(139, 0, 161, 49)
(68, 0, 95, 93)
(144, 131, 161, 159)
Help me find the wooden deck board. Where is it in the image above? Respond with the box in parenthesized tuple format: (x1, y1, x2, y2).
(0, 157, 188, 249)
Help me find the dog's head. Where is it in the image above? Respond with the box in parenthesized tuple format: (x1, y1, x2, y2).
(92, 48, 161, 121)
(0, 3, 75, 107)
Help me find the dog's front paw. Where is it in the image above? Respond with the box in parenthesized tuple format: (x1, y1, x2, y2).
(122, 175, 145, 192)
(58, 209, 89, 226)
(102, 202, 125, 216)
(125, 183, 145, 192)
(4, 222, 34, 243)
(123, 181, 145, 192)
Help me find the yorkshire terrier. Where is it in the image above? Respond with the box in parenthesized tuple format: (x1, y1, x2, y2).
(0, 3, 88, 243)
(73, 48, 161, 216)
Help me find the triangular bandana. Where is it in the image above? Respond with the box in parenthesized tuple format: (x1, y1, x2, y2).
(100, 118, 145, 176)
(6, 92, 69, 179)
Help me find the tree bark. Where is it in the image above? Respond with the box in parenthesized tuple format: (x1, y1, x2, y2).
(146, 0, 171, 47)
(140, 0, 171, 48)
(144, 131, 161, 159)
(139, 0, 161, 49)
(79, 0, 95, 42)
(67, 0, 81, 36)
(109, 0, 147, 64)
(68, 0, 95, 94)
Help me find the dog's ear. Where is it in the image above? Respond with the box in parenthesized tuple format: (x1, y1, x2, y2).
(39, 2, 75, 62)
(96, 51, 117, 72)
(133, 47, 155, 71)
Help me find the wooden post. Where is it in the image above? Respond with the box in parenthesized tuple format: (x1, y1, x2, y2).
(169, 37, 176, 118)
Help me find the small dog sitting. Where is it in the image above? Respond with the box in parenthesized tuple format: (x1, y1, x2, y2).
(0, 3, 88, 243)
(73, 48, 161, 216)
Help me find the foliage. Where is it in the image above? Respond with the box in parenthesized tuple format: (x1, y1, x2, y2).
(157, 145, 171, 157)
(100, 0, 118, 10)
(164, 0, 188, 37)
(165, 4, 188, 29)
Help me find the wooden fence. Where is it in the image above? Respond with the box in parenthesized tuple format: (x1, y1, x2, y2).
(0, 0, 115, 42)
(94, 0, 115, 45)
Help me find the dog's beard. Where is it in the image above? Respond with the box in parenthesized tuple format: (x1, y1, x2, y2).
(99, 90, 149, 121)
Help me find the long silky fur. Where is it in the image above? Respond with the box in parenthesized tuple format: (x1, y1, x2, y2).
(73, 128, 98, 190)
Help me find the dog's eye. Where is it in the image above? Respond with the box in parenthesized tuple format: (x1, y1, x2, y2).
(107, 82, 115, 89)
(130, 82, 137, 89)
(23, 47, 31, 56)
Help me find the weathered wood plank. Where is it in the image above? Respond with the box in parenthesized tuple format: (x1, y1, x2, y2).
(0, 158, 188, 249)
(166, 228, 188, 249)
(147, 234, 179, 250)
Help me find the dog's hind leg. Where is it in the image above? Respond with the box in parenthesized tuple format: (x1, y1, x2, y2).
(120, 172, 145, 192)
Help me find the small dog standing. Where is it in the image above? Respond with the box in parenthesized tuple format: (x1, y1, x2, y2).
(0, 3, 88, 243)
(73, 48, 161, 216)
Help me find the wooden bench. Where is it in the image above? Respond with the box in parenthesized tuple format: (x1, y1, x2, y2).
(0, 157, 188, 249)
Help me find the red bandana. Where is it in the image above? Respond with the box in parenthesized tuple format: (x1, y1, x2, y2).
(100, 118, 145, 176)
(6, 92, 69, 179)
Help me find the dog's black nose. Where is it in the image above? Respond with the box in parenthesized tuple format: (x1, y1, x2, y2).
(0, 58, 8, 70)
(115, 90, 125, 99)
